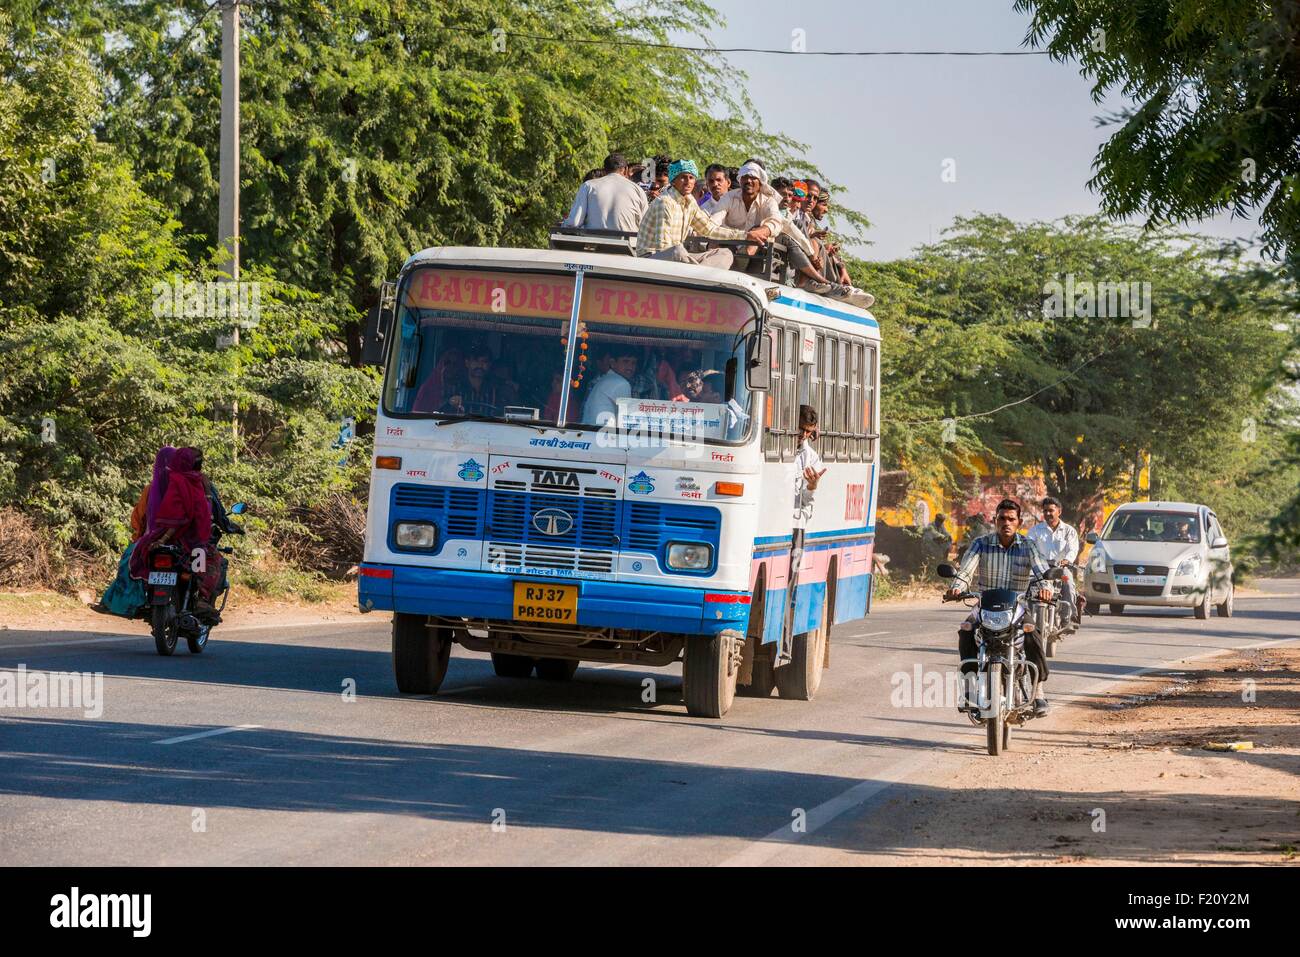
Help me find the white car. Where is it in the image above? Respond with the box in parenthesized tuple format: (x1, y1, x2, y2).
(1083, 501, 1234, 618)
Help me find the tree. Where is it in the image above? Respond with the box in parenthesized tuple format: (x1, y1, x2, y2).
(13, 0, 861, 363)
(853, 214, 1298, 541)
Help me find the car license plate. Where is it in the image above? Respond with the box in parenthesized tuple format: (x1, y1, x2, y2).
(147, 571, 178, 586)
(513, 582, 577, 623)
(1118, 575, 1165, 586)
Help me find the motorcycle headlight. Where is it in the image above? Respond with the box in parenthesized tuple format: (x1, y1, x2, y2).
(667, 542, 713, 571)
(1175, 555, 1201, 577)
(979, 609, 1014, 632)
(394, 521, 437, 550)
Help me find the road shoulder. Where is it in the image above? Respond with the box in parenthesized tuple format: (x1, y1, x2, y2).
(841, 644, 1300, 865)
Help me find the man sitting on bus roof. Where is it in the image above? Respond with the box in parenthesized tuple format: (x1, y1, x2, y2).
(635, 159, 758, 269)
(697, 163, 731, 214)
(563, 152, 648, 234)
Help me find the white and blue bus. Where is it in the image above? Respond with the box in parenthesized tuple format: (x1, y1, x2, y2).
(358, 242, 880, 717)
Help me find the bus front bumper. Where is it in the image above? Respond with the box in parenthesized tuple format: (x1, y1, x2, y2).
(358, 564, 750, 636)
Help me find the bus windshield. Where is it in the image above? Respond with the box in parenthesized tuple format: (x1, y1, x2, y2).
(383, 267, 760, 442)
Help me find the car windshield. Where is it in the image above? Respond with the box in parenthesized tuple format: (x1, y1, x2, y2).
(383, 267, 758, 443)
(1103, 511, 1201, 544)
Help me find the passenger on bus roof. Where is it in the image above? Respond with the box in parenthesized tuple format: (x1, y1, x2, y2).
(697, 164, 731, 215)
(634, 159, 757, 269)
(563, 152, 648, 234)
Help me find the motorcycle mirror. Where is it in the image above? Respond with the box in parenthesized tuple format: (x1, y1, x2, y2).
(1046, 566, 1066, 580)
(936, 563, 956, 579)
(229, 502, 248, 515)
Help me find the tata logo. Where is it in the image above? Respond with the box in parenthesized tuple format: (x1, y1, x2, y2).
(457, 458, 484, 482)
(532, 508, 575, 536)
(530, 468, 579, 488)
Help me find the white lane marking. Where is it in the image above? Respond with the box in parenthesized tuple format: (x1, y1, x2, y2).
(856, 631, 891, 638)
(155, 724, 261, 745)
(438, 685, 485, 696)
(721, 750, 937, 867)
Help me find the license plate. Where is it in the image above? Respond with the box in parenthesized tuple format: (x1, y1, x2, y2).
(512, 582, 577, 623)
(1118, 575, 1165, 586)
(147, 571, 178, 586)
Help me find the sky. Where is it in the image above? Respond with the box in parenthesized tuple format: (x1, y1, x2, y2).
(693, 0, 1262, 261)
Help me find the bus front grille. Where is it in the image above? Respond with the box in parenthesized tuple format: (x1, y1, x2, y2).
(485, 542, 615, 575)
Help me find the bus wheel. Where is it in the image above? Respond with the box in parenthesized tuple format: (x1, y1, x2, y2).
(776, 606, 827, 701)
(683, 631, 739, 718)
(534, 657, 579, 681)
(491, 653, 535, 678)
(392, 613, 451, 694)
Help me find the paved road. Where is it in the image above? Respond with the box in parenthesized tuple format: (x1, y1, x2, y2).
(2, 582, 1297, 865)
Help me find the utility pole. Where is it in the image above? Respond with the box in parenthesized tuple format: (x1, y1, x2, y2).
(218, 0, 240, 453)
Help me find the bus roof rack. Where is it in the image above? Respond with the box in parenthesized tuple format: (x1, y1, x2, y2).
(549, 223, 794, 285)
(549, 225, 637, 256)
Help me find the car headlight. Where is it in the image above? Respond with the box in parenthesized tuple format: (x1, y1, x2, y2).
(395, 521, 437, 549)
(667, 542, 713, 571)
(1175, 555, 1201, 577)
(1089, 548, 1106, 573)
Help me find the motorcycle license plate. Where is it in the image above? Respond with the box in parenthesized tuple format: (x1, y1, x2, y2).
(1117, 575, 1165, 585)
(512, 582, 577, 623)
(147, 571, 178, 586)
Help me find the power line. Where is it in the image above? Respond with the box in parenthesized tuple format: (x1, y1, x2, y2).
(902, 352, 1109, 427)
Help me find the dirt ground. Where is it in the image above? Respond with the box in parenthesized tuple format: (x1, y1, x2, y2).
(0, 585, 363, 634)
(852, 645, 1300, 865)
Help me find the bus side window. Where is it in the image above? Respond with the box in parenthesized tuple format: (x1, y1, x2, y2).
(785, 327, 799, 461)
(864, 344, 878, 462)
(850, 341, 863, 462)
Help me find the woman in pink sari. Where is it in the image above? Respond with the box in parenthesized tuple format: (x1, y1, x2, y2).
(129, 448, 222, 612)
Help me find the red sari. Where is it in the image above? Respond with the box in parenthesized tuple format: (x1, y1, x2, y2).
(129, 449, 213, 583)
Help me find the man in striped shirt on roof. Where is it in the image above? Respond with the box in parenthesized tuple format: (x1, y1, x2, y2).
(945, 498, 1055, 716)
(635, 159, 763, 269)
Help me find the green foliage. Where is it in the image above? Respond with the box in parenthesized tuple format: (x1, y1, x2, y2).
(0, 22, 378, 570)
(852, 214, 1298, 548)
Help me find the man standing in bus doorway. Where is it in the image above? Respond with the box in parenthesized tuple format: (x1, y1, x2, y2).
(782, 405, 827, 663)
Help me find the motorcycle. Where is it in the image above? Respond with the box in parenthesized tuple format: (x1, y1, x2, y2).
(1034, 562, 1083, 659)
(144, 502, 247, 656)
(938, 562, 1067, 756)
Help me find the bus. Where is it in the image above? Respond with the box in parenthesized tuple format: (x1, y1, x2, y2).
(357, 240, 881, 717)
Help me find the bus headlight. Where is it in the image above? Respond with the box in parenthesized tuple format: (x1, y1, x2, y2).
(667, 542, 713, 571)
(395, 522, 438, 550)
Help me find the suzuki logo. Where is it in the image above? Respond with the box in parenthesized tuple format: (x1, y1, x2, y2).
(1136, 566, 1145, 575)
(532, 508, 575, 537)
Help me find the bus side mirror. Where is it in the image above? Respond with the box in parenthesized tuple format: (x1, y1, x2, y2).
(361, 280, 397, 366)
(745, 331, 771, 391)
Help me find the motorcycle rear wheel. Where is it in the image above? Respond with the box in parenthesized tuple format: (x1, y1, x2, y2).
(152, 603, 178, 656)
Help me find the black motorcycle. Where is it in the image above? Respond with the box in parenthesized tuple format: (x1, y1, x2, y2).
(938, 562, 1067, 755)
(145, 502, 247, 655)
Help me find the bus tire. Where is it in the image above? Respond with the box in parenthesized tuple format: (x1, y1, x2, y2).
(683, 632, 738, 718)
(775, 599, 827, 701)
(392, 613, 450, 694)
(491, 653, 534, 678)
(534, 657, 579, 681)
